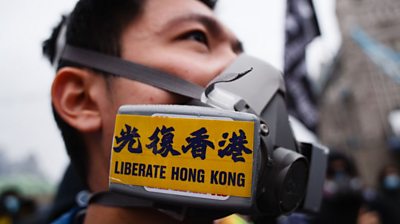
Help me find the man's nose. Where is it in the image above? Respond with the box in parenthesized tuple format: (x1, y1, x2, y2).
(212, 48, 240, 81)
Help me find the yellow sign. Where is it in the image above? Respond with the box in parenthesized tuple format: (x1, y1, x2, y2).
(109, 114, 255, 198)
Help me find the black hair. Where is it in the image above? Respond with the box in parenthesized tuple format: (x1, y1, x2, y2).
(326, 150, 359, 178)
(43, 0, 147, 186)
(42, 0, 217, 186)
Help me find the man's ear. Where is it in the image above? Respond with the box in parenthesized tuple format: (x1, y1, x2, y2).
(51, 67, 103, 133)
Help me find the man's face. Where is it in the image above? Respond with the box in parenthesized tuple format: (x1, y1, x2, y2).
(98, 0, 242, 175)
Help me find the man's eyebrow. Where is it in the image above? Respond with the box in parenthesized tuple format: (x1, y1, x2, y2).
(162, 13, 223, 36)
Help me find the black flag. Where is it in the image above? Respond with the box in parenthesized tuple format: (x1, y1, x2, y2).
(284, 0, 321, 132)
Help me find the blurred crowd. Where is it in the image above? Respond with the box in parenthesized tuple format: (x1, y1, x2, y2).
(0, 189, 38, 224)
(277, 150, 400, 224)
(319, 151, 400, 224)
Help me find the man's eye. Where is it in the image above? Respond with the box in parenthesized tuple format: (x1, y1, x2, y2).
(180, 30, 209, 46)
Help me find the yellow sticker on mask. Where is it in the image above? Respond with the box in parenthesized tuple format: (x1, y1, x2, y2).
(109, 114, 255, 198)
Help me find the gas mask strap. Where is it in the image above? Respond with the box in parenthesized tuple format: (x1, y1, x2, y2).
(61, 45, 205, 100)
(88, 191, 189, 221)
(88, 191, 230, 221)
(53, 16, 68, 69)
(89, 191, 154, 207)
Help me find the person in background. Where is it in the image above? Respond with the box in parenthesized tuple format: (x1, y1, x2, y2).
(311, 151, 364, 224)
(0, 189, 37, 224)
(367, 164, 400, 224)
(277, 151, 366, 224)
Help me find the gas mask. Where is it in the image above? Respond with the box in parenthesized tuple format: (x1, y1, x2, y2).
(59, 45, 328, 219)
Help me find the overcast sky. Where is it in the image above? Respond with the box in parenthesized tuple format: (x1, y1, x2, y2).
(0, 0, 338, 184)
(0, 0, 77, 183)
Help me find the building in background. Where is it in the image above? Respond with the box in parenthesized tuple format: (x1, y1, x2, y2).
(318, 0, 400, 186)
